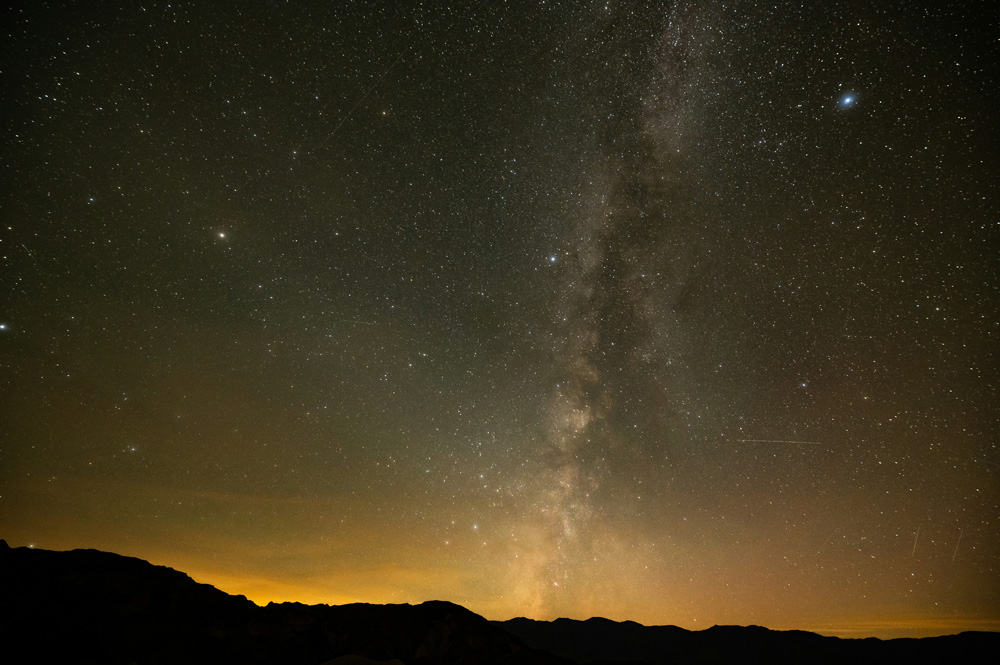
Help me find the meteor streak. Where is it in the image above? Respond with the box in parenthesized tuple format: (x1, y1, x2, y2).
(736, 439, 822, 445)
(311, 45, 412, 152)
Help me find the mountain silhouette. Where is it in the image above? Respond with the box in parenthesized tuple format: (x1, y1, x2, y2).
(2, 540, 995, 664)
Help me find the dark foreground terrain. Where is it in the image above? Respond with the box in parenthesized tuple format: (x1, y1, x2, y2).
(2, 540, 995, 664)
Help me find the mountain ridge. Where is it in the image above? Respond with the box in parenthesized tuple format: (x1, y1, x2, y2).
(2, 539, 995, 664)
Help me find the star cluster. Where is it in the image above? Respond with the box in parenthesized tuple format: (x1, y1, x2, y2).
(1, 1, 997, 638)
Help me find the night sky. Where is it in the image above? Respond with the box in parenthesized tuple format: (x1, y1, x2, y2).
(2, 1, 998, 638)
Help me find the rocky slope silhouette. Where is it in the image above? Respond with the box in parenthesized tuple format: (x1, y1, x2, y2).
(2, 540, 995, 664)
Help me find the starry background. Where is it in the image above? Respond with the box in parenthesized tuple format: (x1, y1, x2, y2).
(2, 0, 997, 639)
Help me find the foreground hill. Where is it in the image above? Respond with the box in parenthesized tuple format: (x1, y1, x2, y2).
(0, 540, 559, 664)
(1, 540, 995, 664)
